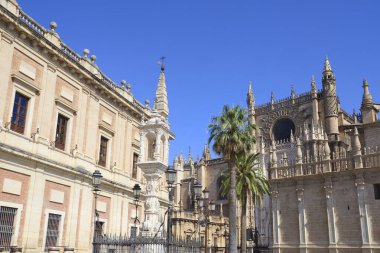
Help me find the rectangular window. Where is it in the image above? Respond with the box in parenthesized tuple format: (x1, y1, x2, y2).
(374, 184, 380, 200)
(0, 206, 17, 249)
(132, 153, 138, 179)
(11, 92, 29, 134)
(55, 114, 69, 150)
(45, 213, 61, 251)
(98, 136, 108, 167)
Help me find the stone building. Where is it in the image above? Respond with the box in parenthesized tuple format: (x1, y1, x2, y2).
(172, 57, 380, 253)
(0, 1, 173, 253)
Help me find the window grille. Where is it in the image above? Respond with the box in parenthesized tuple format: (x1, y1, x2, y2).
(99, 136, 108, 167)
(0, 206, 17, 249)
(55, 114, 69, 150)
(132, 153, 138, 179)
(45, 213, 61, 251)
(11, 92, 29, 134)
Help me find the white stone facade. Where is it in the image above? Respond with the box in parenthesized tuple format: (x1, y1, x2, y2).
(0, 1, 173, 252)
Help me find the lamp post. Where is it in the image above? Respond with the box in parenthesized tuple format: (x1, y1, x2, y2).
(92, 170, 102, 253)
(165, 166, 177, 252)
(197, 187, 216, 253)
(131, 184, 141, 238)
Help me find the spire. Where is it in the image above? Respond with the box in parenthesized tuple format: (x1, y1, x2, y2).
(291, 84, 295, 98)
(153, 58, 169, 118)
(271, 92, 275, 110)
(324, 56, 332, 72)
(361, 79, 373, 108)
(202, 142, 211, 161)
(247, 81, 255, 107)
(247, 81, 256, 124)
(311, 75, 317, 95)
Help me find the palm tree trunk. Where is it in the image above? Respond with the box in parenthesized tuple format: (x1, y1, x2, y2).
(229, 161, 238, 253)
(241, 191, 247, 253)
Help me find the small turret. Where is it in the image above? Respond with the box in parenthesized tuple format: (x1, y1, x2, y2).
(322, 57, 339, 140)
(202, 143, 211, 161)
(360, 79, 378, 123)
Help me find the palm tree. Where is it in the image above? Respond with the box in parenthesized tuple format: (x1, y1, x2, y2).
(220, 153, 270, 253)
(208, 105, 255, 253)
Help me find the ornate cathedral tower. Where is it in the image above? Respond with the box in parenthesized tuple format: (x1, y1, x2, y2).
(322, 57, 339, 141)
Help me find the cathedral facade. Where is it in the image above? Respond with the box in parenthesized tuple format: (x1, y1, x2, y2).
(0, 1, 173, 253)
(173, 58, 380, 253)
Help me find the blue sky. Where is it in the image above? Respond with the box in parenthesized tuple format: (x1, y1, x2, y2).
(19, 0, 380, 162)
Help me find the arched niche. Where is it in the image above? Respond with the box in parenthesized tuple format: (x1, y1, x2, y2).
(272, 118, 295, 142)
(144, 132, 156, 161)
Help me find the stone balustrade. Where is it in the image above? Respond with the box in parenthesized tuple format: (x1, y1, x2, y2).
(270, 148, 380, 180)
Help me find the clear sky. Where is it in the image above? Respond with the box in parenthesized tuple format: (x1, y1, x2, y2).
(19, 0, 380, 163)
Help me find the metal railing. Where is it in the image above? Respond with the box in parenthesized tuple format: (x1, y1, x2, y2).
(93, 234, 202, 253)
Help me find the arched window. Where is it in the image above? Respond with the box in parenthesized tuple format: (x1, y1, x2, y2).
(272, 118, 295, 142)
(217, 176, 227, 200)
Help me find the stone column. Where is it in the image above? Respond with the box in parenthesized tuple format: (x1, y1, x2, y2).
(139, 132, 145, 162)
(138, 162, 166, 237)
(324, 177, 337, 253)
(271, 185, 280, 253)
(154, 131, 162, 161)
(355, 174, 371, 251)
(296, 182, 306, 253)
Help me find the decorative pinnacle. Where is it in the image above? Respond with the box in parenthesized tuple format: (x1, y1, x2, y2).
(247, 81, 254, 106)
(120, 80, 126, 88)
(90, 55, 96, 63)
(291, 84, 295, 97)
(271, 91, 275, 104)
(324, 56, 332, 72)
(145, 99, 150, 107)
(311, 75, 317, 93)
(362, 79, 373, 107)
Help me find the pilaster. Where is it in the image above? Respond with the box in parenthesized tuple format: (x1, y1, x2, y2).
(271, 184, 280, 252)
(355, 174, 371, 248)
(296, 181, 306, 253)
(324, 177, 337, 253)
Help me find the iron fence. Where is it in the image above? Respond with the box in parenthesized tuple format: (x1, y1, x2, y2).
(93, 234, 202, 253)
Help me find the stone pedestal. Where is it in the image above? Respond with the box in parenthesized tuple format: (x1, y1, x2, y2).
(137, 161, 166, 237)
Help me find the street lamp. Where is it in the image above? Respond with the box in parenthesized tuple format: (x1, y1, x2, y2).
(165, 166, 177, 252)
(131, 184, 141, 238)
(197, 187, 215, 253)
(92, 170, 103, 253)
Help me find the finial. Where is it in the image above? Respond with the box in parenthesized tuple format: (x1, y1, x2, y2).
(126, 84, 131, 91)
(90, 55, 96, 63)
(121, 80, 126, 88)
(324, 56, 332, 72)
(50, 21, 57, 32)
(271, 92, 275, 104)
(291, 84, 295, 99)
(362, 78, 373, 107)
(158, 56, 166, 71)
(145, 99, 150, 107)
(83, 49, 90, 58)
